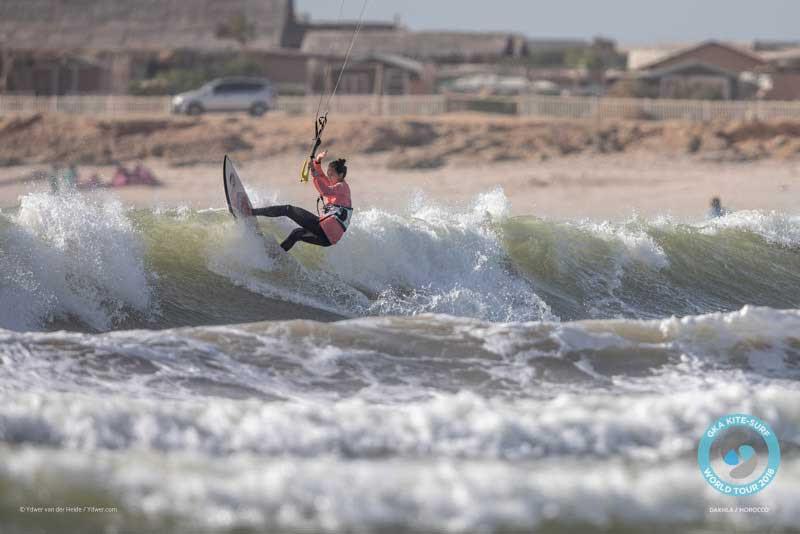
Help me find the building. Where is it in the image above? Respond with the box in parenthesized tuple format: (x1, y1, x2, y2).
(0, 0, 622, 99)
(0, 0, 298, 51)
(625, 44, 687, 71)
(303, 30, 605, 95)
(638, 41, 765, 75)
(759, 48, 800, 101)
(0, 0, 423, 96)
(626, 40, 800, 101)
(302, 30, 530, 64)
(626, 41, 768, 100)
(0, 0, 306, 94)
(309, 53, 433, 96)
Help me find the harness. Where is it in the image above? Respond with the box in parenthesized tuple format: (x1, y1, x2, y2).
(318, 200, 353, 231)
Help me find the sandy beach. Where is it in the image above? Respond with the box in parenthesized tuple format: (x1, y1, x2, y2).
(2, 151, 799, 220)
(1, 113, 800, 219)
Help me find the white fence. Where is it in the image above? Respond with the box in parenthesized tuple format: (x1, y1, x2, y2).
(518, 95, 800, 121)
(273, 95, 448, 116)
(0, 94, 448, 117)
(0, 95, 171, 115)
(3, 93, 800, 121)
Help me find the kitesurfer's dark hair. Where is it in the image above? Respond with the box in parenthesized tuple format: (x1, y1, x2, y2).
(330, 158, 347, 178)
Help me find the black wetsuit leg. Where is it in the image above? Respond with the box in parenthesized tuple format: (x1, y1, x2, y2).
(280, 227, 331, 251)
(252, 205, 331, 251)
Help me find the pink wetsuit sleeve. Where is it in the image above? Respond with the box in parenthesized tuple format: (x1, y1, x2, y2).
(310, 159, 335, 196)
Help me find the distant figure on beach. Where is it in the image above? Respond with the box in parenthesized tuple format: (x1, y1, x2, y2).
(709, 196, 728, 218)
(252, 150, 353, 251)
(49, 163, 78, 193)
(110, 162, 161, 187)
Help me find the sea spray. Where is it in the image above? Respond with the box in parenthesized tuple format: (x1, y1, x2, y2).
(0, 191, 151, 330)
(327, 188, 554, 321)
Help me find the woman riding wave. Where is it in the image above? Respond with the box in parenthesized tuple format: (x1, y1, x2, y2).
(252, 150, 353, 251)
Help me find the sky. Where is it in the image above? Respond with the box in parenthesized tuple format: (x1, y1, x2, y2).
(295, 0, 800, 45)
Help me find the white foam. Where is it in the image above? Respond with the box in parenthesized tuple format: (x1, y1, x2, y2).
(658, 305, 800, 372)
(580, 218, 669, 271)
(202, 188, 553, 322)
(0, 191, 152, 331)
(326, 188, 554, 321)
(1, 305, 799, 531)
(205, 219, 369, 316)
(1, 379, 797, 460)
(699, 209, 800, 247)
(1, 415, 797, 532)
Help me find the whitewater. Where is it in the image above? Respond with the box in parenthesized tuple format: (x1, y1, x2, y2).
(1, 187, 799, 533)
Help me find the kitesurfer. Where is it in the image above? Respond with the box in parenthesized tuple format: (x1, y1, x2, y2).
(252, 150, 352, 251)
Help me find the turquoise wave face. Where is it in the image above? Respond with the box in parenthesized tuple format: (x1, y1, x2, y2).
(2, 189, 800, 332)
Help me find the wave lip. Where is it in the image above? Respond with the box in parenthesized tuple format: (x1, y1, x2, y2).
(0, 192, 152, 331)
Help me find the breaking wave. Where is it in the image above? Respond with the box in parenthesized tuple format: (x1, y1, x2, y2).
(2, 188, 800, 332)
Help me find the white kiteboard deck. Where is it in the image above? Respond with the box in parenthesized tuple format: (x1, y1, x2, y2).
(223, 155, 256, 221)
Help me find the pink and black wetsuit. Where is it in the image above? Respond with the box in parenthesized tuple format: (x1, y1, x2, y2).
(252, 159, 352, 251)
(310, 159, 352, 245)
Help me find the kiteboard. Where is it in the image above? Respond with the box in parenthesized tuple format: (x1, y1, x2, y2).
(223, 154, 255, 221)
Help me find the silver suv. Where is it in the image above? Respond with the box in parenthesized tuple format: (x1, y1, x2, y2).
(171, 77, 275, 116)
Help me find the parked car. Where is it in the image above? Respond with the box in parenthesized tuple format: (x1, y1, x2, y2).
(171, 77, 275, 116)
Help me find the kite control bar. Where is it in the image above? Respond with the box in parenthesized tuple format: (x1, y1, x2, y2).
(299, 0, 368, 183)
(300, 114, 328, 182)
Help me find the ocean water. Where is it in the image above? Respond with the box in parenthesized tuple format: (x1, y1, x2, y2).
(1, 188, 799, 533)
